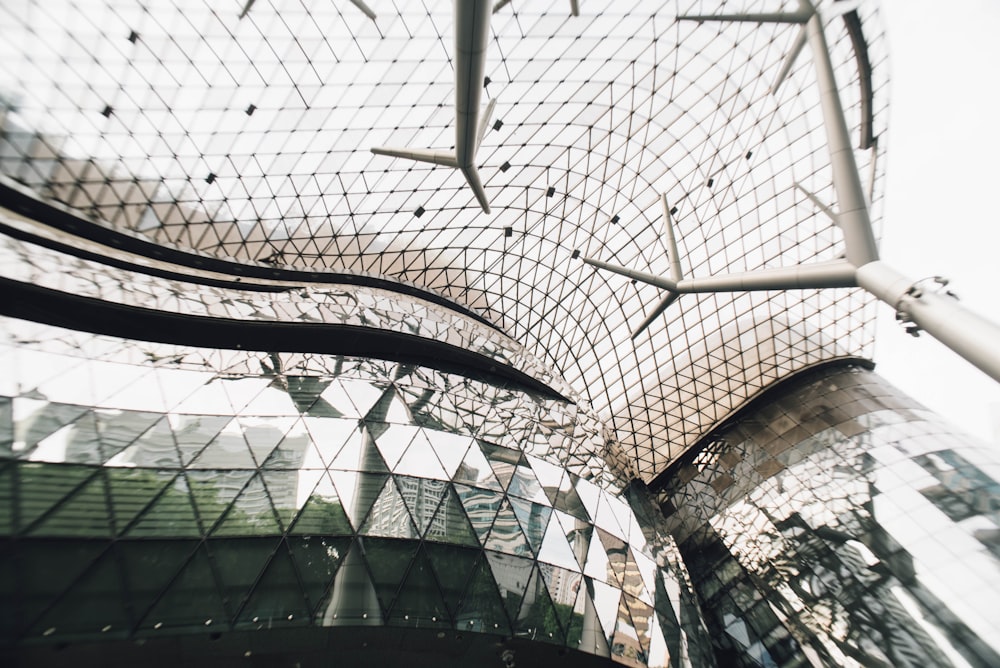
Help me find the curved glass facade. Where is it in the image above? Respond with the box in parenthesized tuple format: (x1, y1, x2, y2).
(0, 309, 712, 666)
(654, 365, 1000, 667)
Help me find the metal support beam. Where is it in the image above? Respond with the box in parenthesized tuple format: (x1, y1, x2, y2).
(582, 1, 1000, 385)
(371, 0, 493, 213)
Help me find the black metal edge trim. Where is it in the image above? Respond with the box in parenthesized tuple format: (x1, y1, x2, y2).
(0, 277, 568, 403)
(0, 179, 502, 331)
(842, 9, 875, 150)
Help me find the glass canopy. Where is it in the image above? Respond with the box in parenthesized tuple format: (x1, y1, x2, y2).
(0, 0, 889, 478)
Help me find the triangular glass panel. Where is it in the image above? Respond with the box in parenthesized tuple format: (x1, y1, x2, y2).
(328, 424, 386, 473)
(423, 543, 481, 619)
(322, 539, 383, 626)
(104, 468, 173, 535)
(16, 462, 94, 532)
(540, 565, 583, 635)
(605, 493, 636, 544)
(427, 431, 474, 479)
(553, 473, 590, 522)
(593, 491, 628, 542)
(485, 551, 534, 624)
(187, 419, 257, 469)
(455, 552, 511, 635)
(139, 543, 230, 631)
(525, 454, 565, 501)
(589, 578, 622, 649)
(633, 550, 658, 607)
(452, 441, 503, 491)
(537, 512, 582, 572)
(125, 473, 203, 538)
(27, 546, 131, 636)
(218, 378, 271, 414)
(285, 376, 336, 416)
(187, 469, 255, 534)
(454, 483, 503, 544)
(508, 464, 548, 505)
(29, 470, 110, 537)
(235, 540, 312, 627)
(288, 471, 354, 536)
(389, 545, 450, 626)
(508, 495, 550, 556)
(260, 469, 306, 531)
(583, 527, 615, 585)
(424, 483, 479, 547)
(512, 565, 564, 646)
(372, 423, 418, 471)
(596, 528, 628, 588)
(364, 385, 411, 425)
(26, 419, 90, 464)
(240, 384, 298, 416)
(621, 592, 655, 661)
(299, 417, 356, 467)
(212, 473, 282, 537)
(322, 378, 382, 418)
(329, 471, 387, 530)
(576, 580, 611, 657)
(481, 442, 524, 491)
(360, 536, 419, 619)
(13, 540, 108, 637)
(172, 380, 237, 416)
(286, 535, 353, 618)
(116, 539, 200, 630)
(261, 420, 314, 470)
(484, 498, 531, 557)
(393, 475, 447, 538)
(645, 611, 672, 668)
(358, 477, 419, 539)
(168, 414, 231, 466)
(393, 430, 447, 479)
(94, 409, 161, 464)
(574, 476, 602, 523)
(206, 537, 279, 624)
(240, 417, 296, 467)
(11, 400, 87, 459)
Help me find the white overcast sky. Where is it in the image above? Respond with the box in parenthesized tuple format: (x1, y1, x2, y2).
(876, 0, 1000, 443)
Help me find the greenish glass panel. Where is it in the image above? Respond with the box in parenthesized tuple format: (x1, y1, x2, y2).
(388, 545, 450, 627)
(424, 484, 479, 547)
(206, 538, 279, 620)
(423, 543, 480, 619)
(16, 463, 93, 533)
(485, 551, 534, 623)
(29, 470, 111, 537)
(454, 483, 502, 544)
(13, 401, 87, 457)
(211, 474, 282, 537)
(184, 470, 253, 535)
(260, 469, 304, 531)
(0, 396, 12, 457)
(332, 471, 388, 529)
(322, 539, 382, 625)
(116, 539, 200, 628)
(454, 552, 511, 635)
(235, 541, 311, 627)
(139, 543, 230, 630)
(5, 540, 107, 637)
(171, 415, 231, 466)
(541, 565, 583, 640)
(512, 565, 565, 646)
(0, 464, 14, 534)
(289, 484, 353, 536)
(105, 467, 173, 536)
(360, 536, 418, 616)
(287, 535, 351, 617)
(126, 474, 203, 538)
(27, 548, 131, 637)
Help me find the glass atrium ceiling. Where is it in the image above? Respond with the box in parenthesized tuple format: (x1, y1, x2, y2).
(0, 0, 889, 479)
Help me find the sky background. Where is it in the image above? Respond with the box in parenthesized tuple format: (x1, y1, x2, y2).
(876, 0, 1000, 443)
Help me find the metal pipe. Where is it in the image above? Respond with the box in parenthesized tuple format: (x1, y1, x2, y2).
(857, 261, 1000, 384)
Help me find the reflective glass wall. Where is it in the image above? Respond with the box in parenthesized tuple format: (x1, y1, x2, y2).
(0, 311, 713, 667)
(655, 364, 1000, 668)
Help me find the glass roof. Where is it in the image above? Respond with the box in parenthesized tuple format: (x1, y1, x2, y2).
(0, 0, 889, 479)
